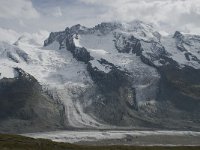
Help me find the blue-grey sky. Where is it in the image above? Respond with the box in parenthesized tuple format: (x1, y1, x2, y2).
(0, 0, 200, 34)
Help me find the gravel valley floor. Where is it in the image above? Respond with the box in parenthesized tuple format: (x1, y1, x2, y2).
(22, 130, 200, 146)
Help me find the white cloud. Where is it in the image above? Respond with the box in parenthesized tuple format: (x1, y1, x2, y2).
(17, 30, 49, 46)
(0, 0, 200, 35)
(19, 20, 26, 27)
(52, 7, 62, 17)
(0, 27, 49, 46)
(79, 0, 200, 34)
(0, 0, 39, 19)
(0, 28, 20, 44)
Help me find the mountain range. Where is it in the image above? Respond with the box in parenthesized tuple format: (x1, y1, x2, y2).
(0, 20, 200, 133)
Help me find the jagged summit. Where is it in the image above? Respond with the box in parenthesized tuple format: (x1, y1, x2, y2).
(44, 21, 200, 69)
(173, 31, 183, 39)
(44, 20, 160, 47)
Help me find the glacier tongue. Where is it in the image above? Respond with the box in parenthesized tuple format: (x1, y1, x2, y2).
(55, 86, 106, 128)
(17, 41, 104, 128)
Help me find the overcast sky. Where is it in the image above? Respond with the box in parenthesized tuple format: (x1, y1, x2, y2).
(0, 0, 200, 35)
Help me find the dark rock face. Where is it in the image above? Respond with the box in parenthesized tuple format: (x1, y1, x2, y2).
(88, 59, 131, 93)
(65, 37, 93, 63)
(158, 65, 200, 111)
(94, 22, 122, 34)
(45, 26, 93, 63)
(114, 34, 142, 55)
(0, 68, 66, 133)
(153, 65, 200, 130)
(173, 31, 184, 39)
(44, 32, 65, 47)
(73, 47, 92, 63)
(87, 59, 138, 125)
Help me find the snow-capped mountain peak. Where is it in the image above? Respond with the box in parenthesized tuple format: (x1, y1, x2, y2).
(0, 21, 200, 132)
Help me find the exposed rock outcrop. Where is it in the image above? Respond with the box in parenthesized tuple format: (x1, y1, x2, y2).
(0, 68, 66, 133)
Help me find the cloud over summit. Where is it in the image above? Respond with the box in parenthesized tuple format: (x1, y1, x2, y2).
(0, 0, 200, 34)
